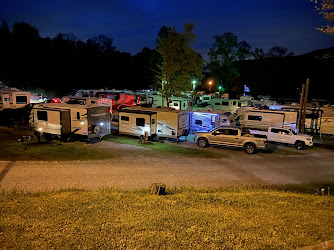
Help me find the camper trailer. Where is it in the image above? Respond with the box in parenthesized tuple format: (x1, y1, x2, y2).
(30, 103, 111, 140)
(208, 99, 244, 113)
(189, 110, 235, 132)
(118, 107, 190, 140)
(61, 96, 113, 108)
(146, 92, 192, 110)
(0, 88, 30, 111)
(235, 109, 298, 131)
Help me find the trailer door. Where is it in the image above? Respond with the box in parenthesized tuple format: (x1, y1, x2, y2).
(150, 114, 157, 135)
(61, 110, 71, 135)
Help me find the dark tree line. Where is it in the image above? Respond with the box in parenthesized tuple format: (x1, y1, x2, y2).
(0, 21, 160, 96)
(0, 20, 333, 102)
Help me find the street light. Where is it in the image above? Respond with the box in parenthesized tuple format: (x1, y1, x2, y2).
(208, 81, 213, 93)
(192, 80, 196, 91)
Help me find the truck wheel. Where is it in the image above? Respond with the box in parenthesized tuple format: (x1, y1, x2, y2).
(295, 141, 305, 150)
(244, 143, 257, 154)
(197, 138, 209, 148)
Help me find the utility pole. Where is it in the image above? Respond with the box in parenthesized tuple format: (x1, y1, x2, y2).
(297, 79, 310, 133)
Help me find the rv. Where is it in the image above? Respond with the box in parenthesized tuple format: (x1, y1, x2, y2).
(147, 92, 193, 110)
(118, 107, 190, 141)
(61, 96, 113, 108)
(189, 110, 235, 132)
(235, 109, 298, 131)
(208, 99, 246, 113)
(30, 103, 111, 140)
(0, 88, 30, 111)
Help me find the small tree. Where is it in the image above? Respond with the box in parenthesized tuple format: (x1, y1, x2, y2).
(311, 0, 334, 34)
(156, 24, 203, 107)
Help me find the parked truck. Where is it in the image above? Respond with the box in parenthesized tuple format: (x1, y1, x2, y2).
(249, 126, 313, 150)
(194, 126, 267, 154)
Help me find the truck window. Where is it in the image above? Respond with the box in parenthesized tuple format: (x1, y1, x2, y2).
(16, 96, 27, 104)
(195, 120, 202, 125)
(226, 129, 238, 135)
(121, 116, 129, 121)
(248, 115, 262, 121)
(271, 128, 280, 133)
(37, 111, 48, 121)
(136, 118, 145, 127)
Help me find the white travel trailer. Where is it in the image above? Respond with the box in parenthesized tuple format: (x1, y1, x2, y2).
(61, 96, 113, 108)
(235, 109, 298, 131)
(118, 107, 190, 140)
(189, 110, 235, 132)
(0, 88, 30, 111)
(30, 103, 111, 140)
(208, 99, 247, 113)
(147, 92, 192, 110)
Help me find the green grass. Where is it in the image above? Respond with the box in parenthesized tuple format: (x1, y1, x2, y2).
(1, 187, 333, 249)
(103, 134, 227, 158)
(0, 126, 115, 161)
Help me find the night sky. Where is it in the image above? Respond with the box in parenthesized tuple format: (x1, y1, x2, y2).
(1, 0, 333, 59)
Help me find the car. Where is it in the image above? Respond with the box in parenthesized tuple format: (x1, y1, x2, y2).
(194, 126, 267, 154)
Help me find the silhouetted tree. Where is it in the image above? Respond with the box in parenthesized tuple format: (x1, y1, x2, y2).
(267, 46, 294, 57)
(12, 22, 40, 39)
(90, 34, 116, 54)
(251, 48, 265, 59)
(238, 41, 252, 60)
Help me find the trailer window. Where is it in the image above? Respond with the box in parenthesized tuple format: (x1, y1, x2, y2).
(195, 120, 202, 125)
(16, 96, 27, 104)
(306, 113, 319, 119)
(248, 115, 262, 121)
(173, 103, 179, 106)
(121, 116, 129, 121)
(136, 118, 145, 127)
(77, 112, 80, 120)
(233, 101, 236, 105)
(151, 119, 155, 124)
(37, 111, 48, 121)
(221, 102, 229, 106)
(4, 98, 9, 101)
(215, 102, 221, 105)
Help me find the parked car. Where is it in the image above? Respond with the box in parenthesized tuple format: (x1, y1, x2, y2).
(249, 126, 313, 150)
(194, 126, 267, 154)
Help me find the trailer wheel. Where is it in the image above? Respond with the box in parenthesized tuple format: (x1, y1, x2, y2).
(197, 138, 209, 148)
(295, 141, 305, 150)
(93, 125, 100, 134)
(151, 134, 159, 142)
(244, 143, 257, 154)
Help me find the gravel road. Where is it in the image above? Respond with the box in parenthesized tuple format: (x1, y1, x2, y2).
(0, 140, 333, 191)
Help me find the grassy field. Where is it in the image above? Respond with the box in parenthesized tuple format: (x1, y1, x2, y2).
(103, 134, 227, 158)
(1, 187, 333, 249)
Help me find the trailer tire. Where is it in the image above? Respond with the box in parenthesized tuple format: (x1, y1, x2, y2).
(295, 141, 305, 150)
(151, 134, 159, 142)
(244, 143, 257, 154)
(93, 125, 101, 134)
(197, 138, 209, 148)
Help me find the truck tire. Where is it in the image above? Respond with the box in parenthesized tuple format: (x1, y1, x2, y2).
(295, 141, 305, 150)
(244, 143, 257, 154)
(197, 138, 209, 148)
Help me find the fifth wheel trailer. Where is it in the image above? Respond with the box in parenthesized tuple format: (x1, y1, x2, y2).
(30, 103, 111, 140)
(118, 107, 190, 140)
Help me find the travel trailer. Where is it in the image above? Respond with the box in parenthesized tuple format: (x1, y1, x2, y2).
(61, 96, 113, 108)
(0, 88, 30, 111)
(118, 107, 190, 141)
(208, 99, 247, 113)
(235, 109, 298, 131)
(146, 92, 192, 110)
(30, 103, 111, 140)
(189, 110, 235, 132)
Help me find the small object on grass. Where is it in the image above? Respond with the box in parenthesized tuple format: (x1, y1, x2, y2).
(150, 183, 166, 195)
(321, 188, 325, 196)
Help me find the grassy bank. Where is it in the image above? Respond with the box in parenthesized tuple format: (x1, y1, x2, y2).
(1, 187, 333, 249)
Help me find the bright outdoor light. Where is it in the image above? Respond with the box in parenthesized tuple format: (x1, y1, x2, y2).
(209, 81, 212, 85)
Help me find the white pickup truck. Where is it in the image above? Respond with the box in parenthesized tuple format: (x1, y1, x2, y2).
(249, 127, 313, 150)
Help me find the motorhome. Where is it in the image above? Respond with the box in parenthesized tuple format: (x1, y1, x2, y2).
(189, 110, 235, 132)
(30, 103, 111, 140)
(118, 107, 190, 141)
(0, 88, 30, 111)
(235, 109, 298, 131)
